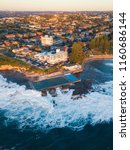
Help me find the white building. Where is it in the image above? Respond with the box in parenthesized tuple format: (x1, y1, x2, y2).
(35, 49, 68, 65)
(12, 48, 34, 57)
(95, 31, 111, 38)
(63, 64, 82, 72)
(41, 35, 54, 46)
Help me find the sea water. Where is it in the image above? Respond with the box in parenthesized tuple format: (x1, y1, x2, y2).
(0, 59, 113, 150)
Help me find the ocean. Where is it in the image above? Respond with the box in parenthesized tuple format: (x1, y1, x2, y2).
(0, 59, 113, 150)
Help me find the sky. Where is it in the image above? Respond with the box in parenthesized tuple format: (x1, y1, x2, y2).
(0, 0, 112, 11)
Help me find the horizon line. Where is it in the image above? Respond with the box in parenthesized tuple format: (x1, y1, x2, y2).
(0, 10, 113, 12)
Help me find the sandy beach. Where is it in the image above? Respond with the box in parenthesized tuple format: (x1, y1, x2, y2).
(83, 54, 113, 63)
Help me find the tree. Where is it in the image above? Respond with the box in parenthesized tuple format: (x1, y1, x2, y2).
(100, 38, 105, 53)
(104, 39, 110, 52)
(90, 39, 95, 49)
(95, 38, 100, 49)
(89, 36, 111, 54)
(70, 42, 84, 64)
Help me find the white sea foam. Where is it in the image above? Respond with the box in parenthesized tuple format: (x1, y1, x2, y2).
(93, 81, 113, 96)
(92, 68, 107, 76)
(0, 75, 113, 132)
(104, 62, 113, 67)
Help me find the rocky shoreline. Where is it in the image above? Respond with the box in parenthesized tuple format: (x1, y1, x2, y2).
(0, 70, 31, 88)
(0, 54, 113, 82)
(0, 57, 113, 96)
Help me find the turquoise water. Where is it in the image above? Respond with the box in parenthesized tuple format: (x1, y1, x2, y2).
(65, 74, 79, 82)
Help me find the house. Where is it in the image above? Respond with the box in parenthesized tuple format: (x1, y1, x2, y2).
(35, 49, 68, 65)
(41, 35, 54, 46)
(5, 34, 15, 39)
(12, 47, 34, 57)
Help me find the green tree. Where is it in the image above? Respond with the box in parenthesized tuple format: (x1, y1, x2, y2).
(89, 36, 111, 54)
(95, 38, 100, 49)
(104, 39, 110, 52)
(100, 38, 105, 53)
(70, 42, 84, 64)
(90, 39, 95, 49)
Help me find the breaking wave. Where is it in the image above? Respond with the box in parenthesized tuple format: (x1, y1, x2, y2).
(0, 75, 113, 132)
(92, 68, 106, 75)
(104, 62, 113, 67)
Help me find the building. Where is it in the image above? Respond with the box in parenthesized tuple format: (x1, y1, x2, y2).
(5, 34, 15, 39)
(41, 35, 54, 46)
(63, 64, 82, 72)
(95, 31, 111, 38)
(12, 47, 34, 57)
(35, 49, 68, 65)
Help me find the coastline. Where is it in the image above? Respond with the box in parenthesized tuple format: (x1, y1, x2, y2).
(0, 65, 43, 77)
(83, 54, 113, 64)
(0, 55, 113, 94)
(0, 54, 113, 82)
